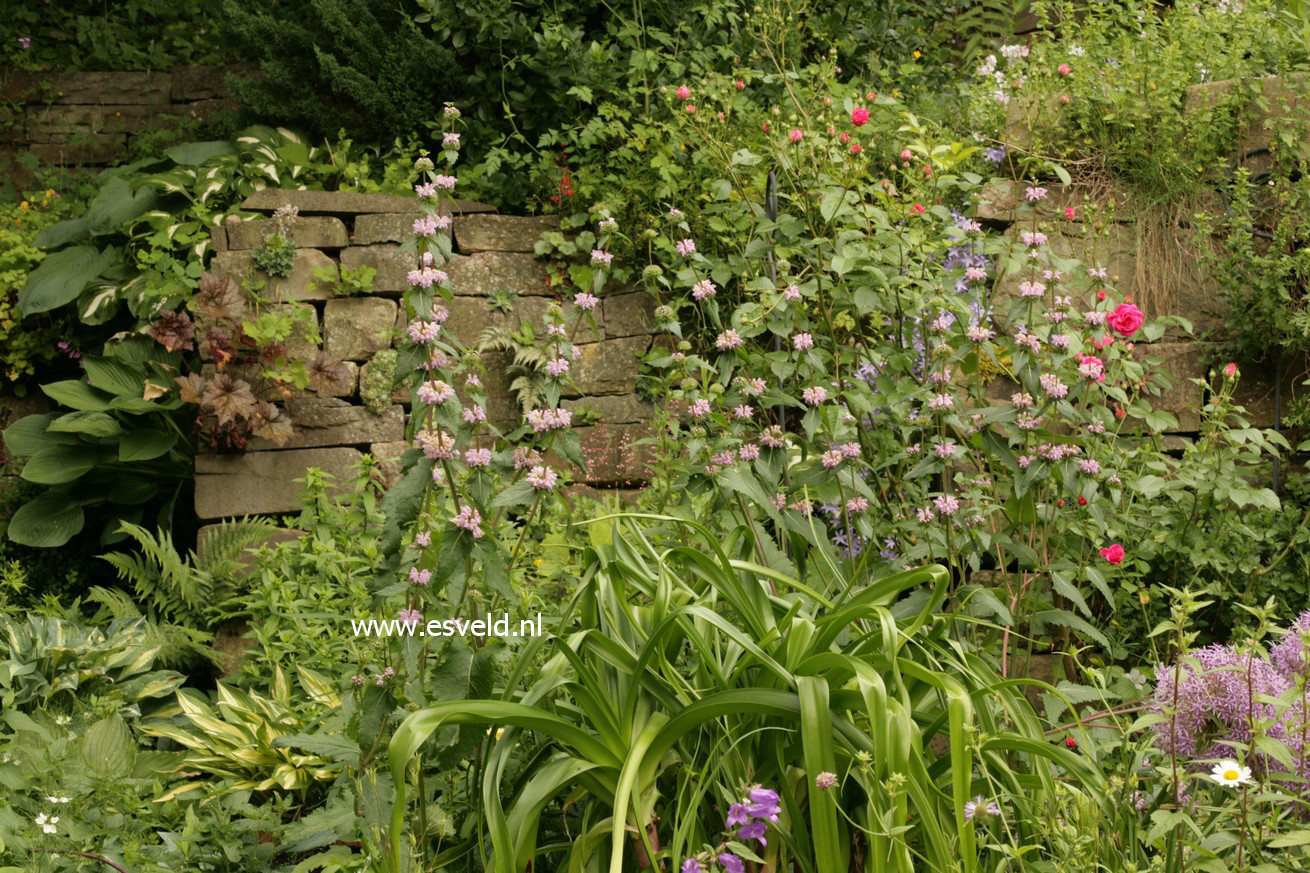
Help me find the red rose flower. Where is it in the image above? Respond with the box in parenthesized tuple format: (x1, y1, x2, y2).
(1107, 302, 1144, 338)
(1099, 543, 1125, 565)
(851, 107, 869, 126)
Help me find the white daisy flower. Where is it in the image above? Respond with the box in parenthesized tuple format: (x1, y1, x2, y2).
(1210, 759, 1254, 787)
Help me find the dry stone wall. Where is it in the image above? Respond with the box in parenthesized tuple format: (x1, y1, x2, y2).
(980, 73, 1308, 438)
(1, 66, 236, 188)
(194, 190, 658, 522)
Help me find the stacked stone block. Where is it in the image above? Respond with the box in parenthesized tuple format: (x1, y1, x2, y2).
(195, 190, 657, 521)
(1, 66, 236, 187)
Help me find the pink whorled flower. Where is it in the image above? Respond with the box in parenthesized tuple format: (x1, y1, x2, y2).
(716, 329, 743, 350)
(1078, 355, 1106, 382)
(573, 292, 600, 310)
(792, 332, 814, 350)
(527, 465, 558, 490)
(802, 386, 827, 405)
(692, 279, 717, 301)
(452, 505, 484, 538)
(398, 608, 422, 624)
(788, 128, 803, 143)
(689, 398, 711, 417)
(591, 249, 614, 266)
(418, 380, 455, 405)
(676, 238, 696, 256)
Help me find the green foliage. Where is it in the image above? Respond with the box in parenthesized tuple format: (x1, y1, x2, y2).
(250, 231, 296, 278)
(100, 518, 280, 627)
(220, 0, 461, 144)
(360, 348, 399, 415)
(3, 0, 231, 71)
(387, 521, 1102, 872)
(0, 190, 80, 388)
(0, 613, 184, 710)
(3, 335, 194, 548)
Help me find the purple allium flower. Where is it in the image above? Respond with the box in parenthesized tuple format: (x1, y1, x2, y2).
(1271, 611, 1310, 678)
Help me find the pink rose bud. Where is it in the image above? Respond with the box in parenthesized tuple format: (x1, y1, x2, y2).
(851, 107, 870, 126)
(1065, 206, 1076, 220)
(686, 103, 696, 113)
(866, 90, 877, 100)
(1224, 361, 1238, 378)
(1058, 63, 1071, 75)
(735, 79, 745, 90)
(840, 133, 851, 143)
(789, 128, 803, 143)
(911, 202, 926, 214)
(850, 144, 862, 155)
(900, 148, 913, 159)
(675, 85, 691, 100)
(1060, 95, 1070, 104)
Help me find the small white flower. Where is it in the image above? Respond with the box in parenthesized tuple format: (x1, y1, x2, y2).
(1210, 759, 1254, 787)
(53, 715, 71, 726)
(47, 795, 70, 804)
(35, 812, 58, 833)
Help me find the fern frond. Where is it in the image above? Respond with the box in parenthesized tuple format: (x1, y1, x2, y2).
(100, 522, 214, 626)
(86, 586, 143, 620)
(197, 518, 282, 581)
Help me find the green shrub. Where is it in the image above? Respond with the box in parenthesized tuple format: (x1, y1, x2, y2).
(221, 0, 461, 144)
